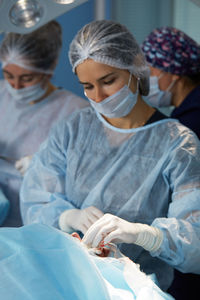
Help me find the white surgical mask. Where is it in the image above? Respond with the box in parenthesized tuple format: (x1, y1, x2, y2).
(5, 80, 48, 104)
(86, 74, 139, 118)
(146, 75, 176, 107)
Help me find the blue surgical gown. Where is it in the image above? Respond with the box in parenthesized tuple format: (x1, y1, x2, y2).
(20, 106, 200, 291)
(0, 79, 88, 227)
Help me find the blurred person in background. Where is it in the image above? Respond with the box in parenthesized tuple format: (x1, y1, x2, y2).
(0, 20, 88, 227)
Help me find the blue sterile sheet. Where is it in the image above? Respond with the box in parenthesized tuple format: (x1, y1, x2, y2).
(0, 224, 174, 300)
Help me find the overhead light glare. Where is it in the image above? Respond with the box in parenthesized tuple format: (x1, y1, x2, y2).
(53, 0, 75, 4)
(9, 0, 44, 28)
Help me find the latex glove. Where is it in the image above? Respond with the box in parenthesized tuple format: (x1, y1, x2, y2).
(59, 206, 104, 235)
(82, 213, 163, 252)
(71, 232, 124, 258)
(15, 155, 32, 175)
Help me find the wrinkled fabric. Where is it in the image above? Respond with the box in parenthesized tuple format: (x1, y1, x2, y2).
(0, 79, 88, 227)
(20, 106, 200, 290)
(0, 223, 174, 300)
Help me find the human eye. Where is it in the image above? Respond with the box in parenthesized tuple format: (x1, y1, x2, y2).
(83, 84, 93, 90)
(104, 78, 116, 85)
(3, 71, 13, 79)
(21, 75, 35, 83)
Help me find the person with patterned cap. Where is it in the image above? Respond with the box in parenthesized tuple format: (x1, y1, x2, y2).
(142, 26, 200, 139)
(142, 26, 200, 300)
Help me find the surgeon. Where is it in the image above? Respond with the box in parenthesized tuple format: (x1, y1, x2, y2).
(0, 20, 88, 227)
(141, 26, 200, 139)
(20, 20, 200, 292)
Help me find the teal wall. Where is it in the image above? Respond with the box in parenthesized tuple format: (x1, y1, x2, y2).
(51, 0, 95, 98)
(111, 0, 200, 45)
(111, 0, 173, 45)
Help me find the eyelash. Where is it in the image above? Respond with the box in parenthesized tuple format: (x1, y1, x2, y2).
(4, 75, 35, 82)
(104, 78, 115, 85)
(84, 78, 116, 90)
(22, 77, 34, 82)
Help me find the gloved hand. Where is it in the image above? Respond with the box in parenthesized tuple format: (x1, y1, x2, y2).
(59, 206, 104, 235)
(71, 232, 124, 258)
(15, 155, 32, 175)
(82, 213, 163, 252)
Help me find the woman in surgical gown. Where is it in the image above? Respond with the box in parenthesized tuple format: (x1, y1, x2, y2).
(0, 20, 88, 227)
(20, 20, 200, 293)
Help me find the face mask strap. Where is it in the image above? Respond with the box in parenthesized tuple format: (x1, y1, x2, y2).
(127, 72, 132, 88)
(158, 72, 164, 80)
(166, 78, 177, 92)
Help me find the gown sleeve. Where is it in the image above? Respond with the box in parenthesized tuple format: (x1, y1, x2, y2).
(20, 120, 76, 227)
(151, 131, 200, 274)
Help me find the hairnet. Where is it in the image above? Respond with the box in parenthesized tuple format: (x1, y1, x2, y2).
(69, 20, 150, 95)
(0, 20, 62, 74)
(141, 26, 200, 76)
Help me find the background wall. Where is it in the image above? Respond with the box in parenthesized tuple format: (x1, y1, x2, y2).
(111, 0, 200, 45)
(112, 0, 173, 45)
(51, 0, 95, 98)
(173, 0, 200, 43)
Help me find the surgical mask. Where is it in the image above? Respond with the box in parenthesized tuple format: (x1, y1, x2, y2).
(87, 74, 139, 118)
(5, 80, 48, 104)
(146, 76, 176, 107)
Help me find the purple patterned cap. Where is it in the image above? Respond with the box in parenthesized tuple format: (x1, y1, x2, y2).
(141, 27, 200, 75)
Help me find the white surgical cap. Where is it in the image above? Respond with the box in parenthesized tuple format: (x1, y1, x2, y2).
(0, 21, 62, 74)
(69, 20, 150, 95)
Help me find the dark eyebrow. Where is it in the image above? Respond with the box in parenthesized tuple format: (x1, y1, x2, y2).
(79, 72, 116, 85)
(2, 70, 11, 75)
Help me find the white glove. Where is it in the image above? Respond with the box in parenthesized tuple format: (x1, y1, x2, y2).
(59, 206, 104, 235)
(82, 213, 163, 252)
(15, 155, 32, 175)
